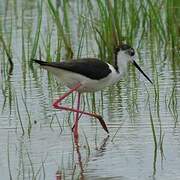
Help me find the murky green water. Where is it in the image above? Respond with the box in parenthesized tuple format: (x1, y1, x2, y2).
(0, 1, 180, 180)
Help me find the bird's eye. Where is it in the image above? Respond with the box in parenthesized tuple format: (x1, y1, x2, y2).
(130, 48, 135, 56)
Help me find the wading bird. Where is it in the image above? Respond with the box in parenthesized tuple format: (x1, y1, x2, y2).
(33, 44, 152, 142)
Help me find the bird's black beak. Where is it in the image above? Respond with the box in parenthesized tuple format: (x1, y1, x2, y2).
(132, 59, 153, 84)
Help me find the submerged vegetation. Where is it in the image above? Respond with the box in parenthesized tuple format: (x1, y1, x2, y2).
(0, 0, 180, 179)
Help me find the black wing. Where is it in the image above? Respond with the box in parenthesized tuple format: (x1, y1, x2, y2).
(33, 58, 112, 80)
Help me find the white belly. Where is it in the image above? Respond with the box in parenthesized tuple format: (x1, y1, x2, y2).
(42, 64, 122, 93)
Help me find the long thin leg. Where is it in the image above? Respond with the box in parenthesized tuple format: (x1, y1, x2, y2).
(73, 92, 81, 143)
(75, 143, 84, 179)
(53, 83, 81, 107)
(53, 83, 109, 134)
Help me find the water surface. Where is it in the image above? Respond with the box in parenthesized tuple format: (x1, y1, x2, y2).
(0, 1, 180, 180)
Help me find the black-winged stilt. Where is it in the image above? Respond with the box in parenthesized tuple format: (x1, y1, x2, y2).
(33, 44, 152, 142)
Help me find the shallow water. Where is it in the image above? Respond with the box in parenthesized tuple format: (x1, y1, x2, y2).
(0, 1, 180, 180)
(1, 61, 180, 179)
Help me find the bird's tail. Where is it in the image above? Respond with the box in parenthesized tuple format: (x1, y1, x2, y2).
(32, 59, 49, 66)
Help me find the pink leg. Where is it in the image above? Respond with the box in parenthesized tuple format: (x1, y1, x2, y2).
(53, 83, 81, 107)
(56, 170, 61, 180)
(73, 93, 81, 143)
(52, 83, 109, 134)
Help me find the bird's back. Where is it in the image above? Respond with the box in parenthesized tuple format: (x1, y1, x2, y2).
(33, 58, 112, 80)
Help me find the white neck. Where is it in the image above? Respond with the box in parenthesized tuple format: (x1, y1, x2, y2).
(115, 51, 129, 75)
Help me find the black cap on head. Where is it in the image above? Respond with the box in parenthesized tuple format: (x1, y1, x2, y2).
(120, 44, 132, 50)
(114, 44, 135, 57)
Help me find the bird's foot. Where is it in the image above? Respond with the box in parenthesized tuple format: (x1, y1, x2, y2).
(94, 113, 109, 134)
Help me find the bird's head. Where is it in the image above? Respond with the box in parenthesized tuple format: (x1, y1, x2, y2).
(114, 43, 153, 84)
(114, 44, 135, 57)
